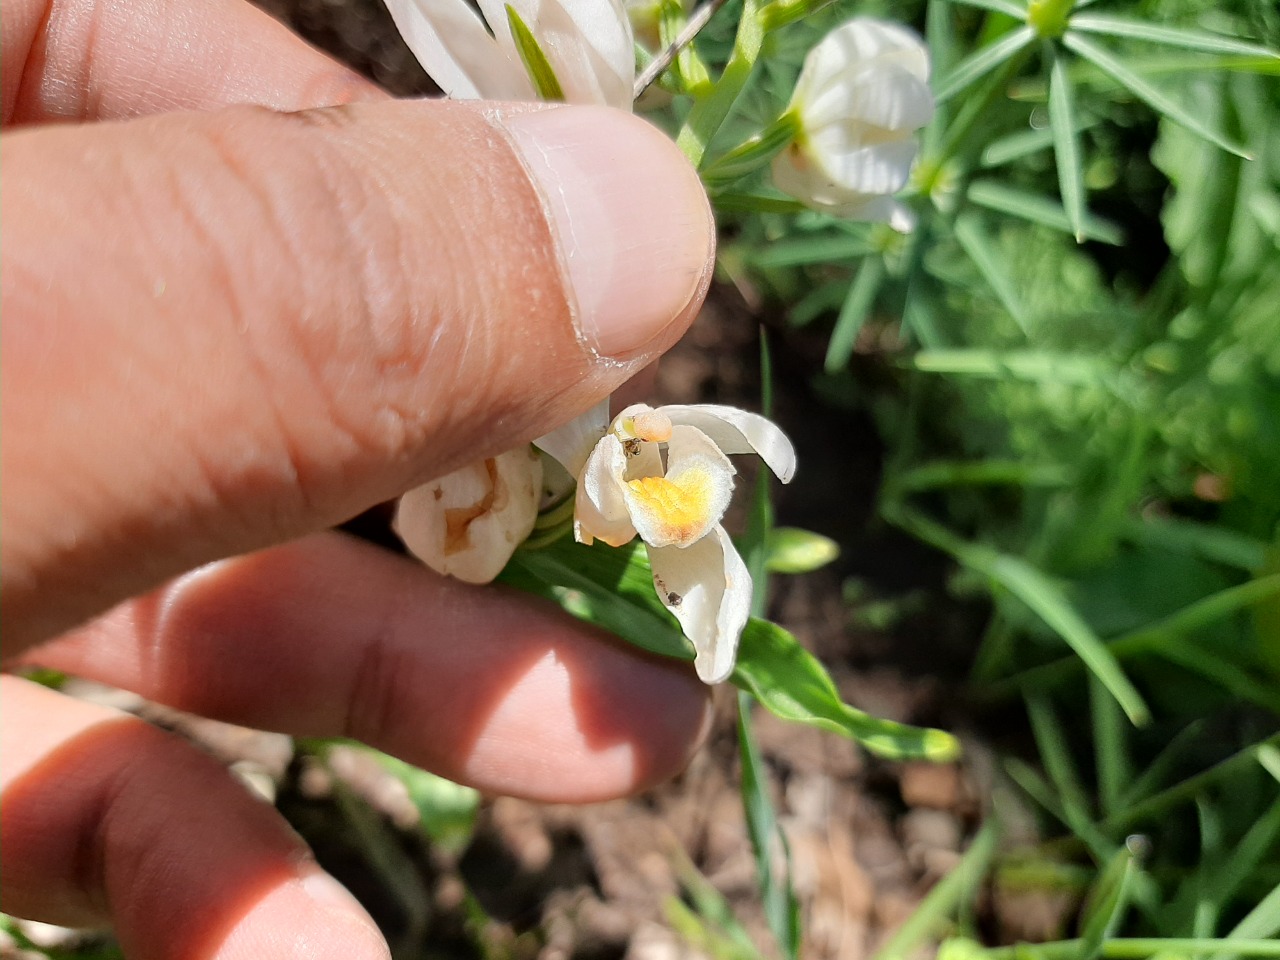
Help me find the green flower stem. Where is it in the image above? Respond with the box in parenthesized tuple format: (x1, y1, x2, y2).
(533, 493, 576, 530)
(1098, 733, 1280, 835)
(675, 0, 766, 168)
(659, 0, 712, 93)
(974, 939, 1280, 960)
(701, 110, 802, 187)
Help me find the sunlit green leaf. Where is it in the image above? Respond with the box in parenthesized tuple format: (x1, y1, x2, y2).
(1068, 13, 1280, 59)
(1063, 32, 1250, 158)
(1046, 43, 1086, 241)
(966, 179, 1123, 243)
(935, 25, 1035, 103)
(734, 619, 961, 760)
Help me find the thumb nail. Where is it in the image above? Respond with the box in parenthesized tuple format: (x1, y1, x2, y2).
(501, 106, 714, 359)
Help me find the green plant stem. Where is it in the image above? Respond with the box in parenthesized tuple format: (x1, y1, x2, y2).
(976, 939, 1280, 960)
(987, 573, 1280, 696)
(675, 0, 766, 167)
(1100, 734, 1280, 834)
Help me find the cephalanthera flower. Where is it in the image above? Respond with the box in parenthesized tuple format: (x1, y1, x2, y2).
(772, 18, 934, 229)
(394, 447, 543, 584)
(567, 403, 796, 684)
(382, 0, 636, 108)
(395, 400, 796, 685)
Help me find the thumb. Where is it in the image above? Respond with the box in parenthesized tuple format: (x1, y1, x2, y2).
(1, 100, 714, 650)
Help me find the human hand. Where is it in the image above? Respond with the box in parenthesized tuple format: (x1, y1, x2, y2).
(0, 0, 715, 955)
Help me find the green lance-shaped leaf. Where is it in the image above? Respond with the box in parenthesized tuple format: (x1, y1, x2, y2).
(1046, 42, 1086, 242)
(506, 537, 958, 760)
(1062, 32, 1250, 158)
(934, 25, 1035, 103)
(734, 619, 960, 761)
(1079, 845, 1142, 959)
(825, 256, 885, 372)
(506, 4, 566, 101)
(1069, 13, 1280, 60)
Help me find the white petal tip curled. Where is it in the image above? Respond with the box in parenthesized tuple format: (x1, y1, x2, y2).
(394, 447, 543, 583)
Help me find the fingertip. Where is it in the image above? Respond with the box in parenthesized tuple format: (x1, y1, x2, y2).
(499, 106, 715, 360)
(212, 872, 390, 960)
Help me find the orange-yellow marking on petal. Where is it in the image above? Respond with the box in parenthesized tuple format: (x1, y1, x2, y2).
(626, 468, 716, 545)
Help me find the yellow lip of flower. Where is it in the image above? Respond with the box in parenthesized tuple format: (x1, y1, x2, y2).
(625, 465, 720, 546)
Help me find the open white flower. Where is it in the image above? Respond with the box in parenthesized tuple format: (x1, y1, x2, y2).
(395, 446, 543, 584)
(570, 403, 796, 684)
(382, 0, 636, 108)
(772, 18, 934, 228)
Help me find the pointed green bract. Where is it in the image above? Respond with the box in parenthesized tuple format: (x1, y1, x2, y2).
(506, 4, 566, 101)
(1064, 32, 1251, 158)
(1046, 43, 1086, 242)
(934, 25, 1035, 103)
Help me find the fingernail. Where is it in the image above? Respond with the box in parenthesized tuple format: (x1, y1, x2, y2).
(502, 107, 714, 359)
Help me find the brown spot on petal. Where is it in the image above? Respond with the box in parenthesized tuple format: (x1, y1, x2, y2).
(443, 458, 508, 555)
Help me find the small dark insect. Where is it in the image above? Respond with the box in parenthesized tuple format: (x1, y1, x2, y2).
(622, 438, 643, 457)
(666, 592, 683, 607)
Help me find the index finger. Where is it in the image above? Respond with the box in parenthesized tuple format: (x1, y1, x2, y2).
(2, 0, 388, 124)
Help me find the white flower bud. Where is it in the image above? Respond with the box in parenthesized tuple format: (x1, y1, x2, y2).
(772, 18, 934, 227)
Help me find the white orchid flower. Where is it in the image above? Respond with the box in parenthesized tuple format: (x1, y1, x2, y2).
(772, 18, 934, 229)
(569, 403, 796, 684)
(382, 0, 636, 108)
(395, 446, 543, 584)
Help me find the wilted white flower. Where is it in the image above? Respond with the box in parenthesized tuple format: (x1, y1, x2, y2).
(382, 0, 636, 108)
(772, 18, 934, 228)
(395, 447, 543, 584)
(570, 403, 796, 684)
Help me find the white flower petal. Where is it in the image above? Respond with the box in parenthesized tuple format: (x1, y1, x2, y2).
(534, 399, 610, 478)
(574, 434, 637, 546)
(480, 0, 634, 108)
(658, 405, 797, 483)
(647, 525, 752, 684)
(394, 447, 542, 583)
(383, 0, 534, 100)
(778, 17, 933, 221)
(623, 426, 735, 548)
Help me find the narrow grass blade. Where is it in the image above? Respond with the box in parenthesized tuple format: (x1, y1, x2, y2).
(953, 213, 1032, 334)
(1118, 720, 1206, 809)
(895, 459, 1071, 492)
(989, 554, 1150, 725)
(738, 698, 801, 960)
(887, 507, 1149, 725)
(1153, 637, 1280, 714)
(749, 233, 875, 268)
(935, 25, 1035, 103)
(1026, 696, 1116, 858)
(1047, 43, 1086, 242)
(1226, 882, 1280, 941)
(967, 179, 1124, 243)
(1102, 734, 1280, 834)
(1089, 675, 1130, 818)
(911, 349, 1112, 384)
(825, 257, 885, 372)
(1063, 32, 1251, 158)
(1069, 14, 1280, 59)
(1119, 516, 1268, 572)
(1080, 847, 1141, 958)
(870, 822, 999, 960)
